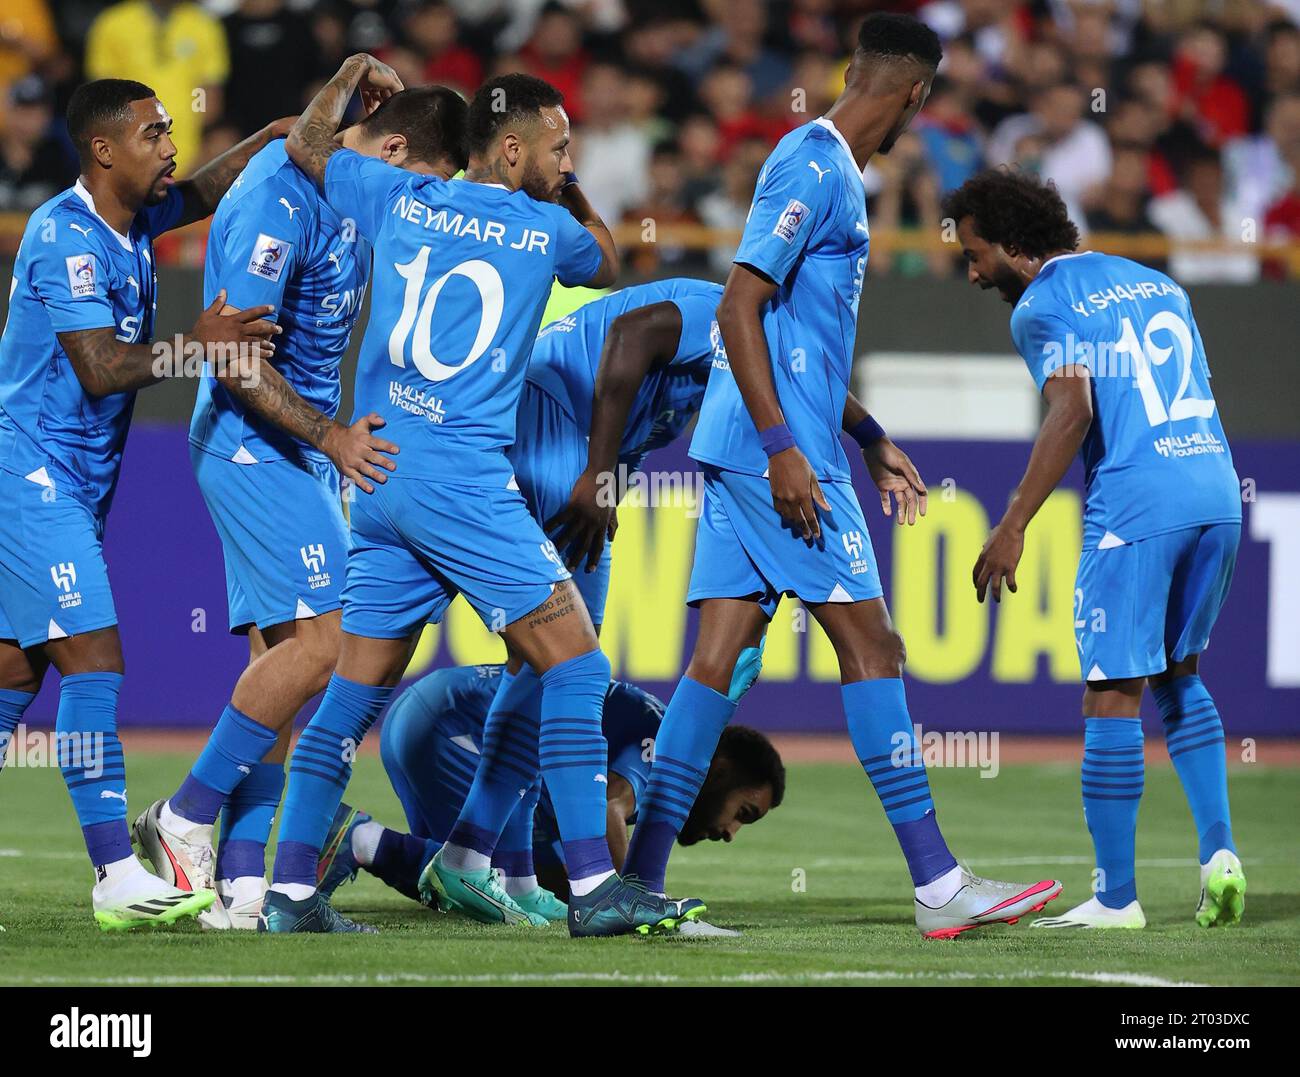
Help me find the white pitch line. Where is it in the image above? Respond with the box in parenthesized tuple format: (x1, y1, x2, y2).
(799, 855, 1268, 870)
(6, 969, 1206, 988)
(0, 849, 83, 860)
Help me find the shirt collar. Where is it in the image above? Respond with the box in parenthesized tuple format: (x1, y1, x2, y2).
(813, 117, 864, 187)
(73, 179, 134, 251)
(1040, 250, 1093, 272)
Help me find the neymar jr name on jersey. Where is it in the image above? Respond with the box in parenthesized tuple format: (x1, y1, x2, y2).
(392, 193, 553, 255)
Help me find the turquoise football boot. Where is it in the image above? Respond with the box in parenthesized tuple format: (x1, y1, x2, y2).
(258, 889, 377, 934)
(511, 884, 568, 923)
(420, 848, 546, 926)
(568, 875, 706, 937)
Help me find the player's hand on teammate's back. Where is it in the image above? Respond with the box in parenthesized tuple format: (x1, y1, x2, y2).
(189, 290, 280, 359)
(972, 521, 1024, 604)
(862, 438, 927, 526)
(768, 446, 829, 541)
(321, 413, 399, 495)
(546, 468, 614, 572)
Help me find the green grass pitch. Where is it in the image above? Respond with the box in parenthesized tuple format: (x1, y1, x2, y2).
(1, 750, 1296, 986)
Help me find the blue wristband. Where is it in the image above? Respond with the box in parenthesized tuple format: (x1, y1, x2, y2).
(759, 423, 797, 457)
(561, 171, 580, 189)
(849, 415, 886, 448)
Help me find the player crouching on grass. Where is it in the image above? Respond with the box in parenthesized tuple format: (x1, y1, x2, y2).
(946, 168, 1245, 929)
(311, 664, 783, 931)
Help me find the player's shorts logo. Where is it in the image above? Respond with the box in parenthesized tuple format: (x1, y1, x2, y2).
(65, 254, 98, 298)
(540, 540, 567, 577)
(49, 562, 83, 609)
(301, 544, 331, 590)
(50, 562, 77, 592)
(300, 544, 325, 574)
(773, 199, 810, 244)
(247, 233, 293, 282)
(842, 532, 871, 576)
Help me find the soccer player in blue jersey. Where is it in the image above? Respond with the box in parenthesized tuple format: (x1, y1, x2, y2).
(618, 14, 1064, 938)
(131, 86, 470, 931)
(437, 279, 907, 897)
(260, 57, 698, 936)
(312, 665, 782, 922)
(945, 169, 1246, 929)
(0, 79, 285, 929)
(518, 278, 725, 608)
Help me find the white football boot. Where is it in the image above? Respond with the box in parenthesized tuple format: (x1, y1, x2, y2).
(916, 870, 1063, 938)
(92, 858, 215, 931)
(1032, 894, 1146, 929)
(132, 798, 231, 929)
(215, 875, 268, 930)
(1196, 848, 1246, 927)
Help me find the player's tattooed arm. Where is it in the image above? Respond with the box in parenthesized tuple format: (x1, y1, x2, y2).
(56, 328, 165, 396)
(211, 310, 399, 493)
(286, 53, 403, 187)
(176, 117, 298, 227)
(841, 391, 927, 526)
(974, 366, 1092, 603)
(718, 263, 828, 540)
(57, 291, 278, 397)
(547, 303, 683, 572)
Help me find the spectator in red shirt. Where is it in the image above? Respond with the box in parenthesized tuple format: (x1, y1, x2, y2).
(697, 64, 787, 160)
(518, 2, 589, 121)
(1170, 23, 1250, 147)
(403, 0, 482, 96)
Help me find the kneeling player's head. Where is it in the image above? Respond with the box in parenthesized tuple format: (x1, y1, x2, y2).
(679, 726, 785, 846)
(465, 73, 572, 203)
(348, 85, 469, 177)
(943, 168, 1081, 304)
(845, 13, 943, 155)
(67, 79, 177, 207)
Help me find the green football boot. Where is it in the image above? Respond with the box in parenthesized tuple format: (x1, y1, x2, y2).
(420, 848, 546, 926)
(1196, 849, 1246, 928)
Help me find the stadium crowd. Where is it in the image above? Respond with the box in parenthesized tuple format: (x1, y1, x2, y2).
(1, 0, 1299, 279)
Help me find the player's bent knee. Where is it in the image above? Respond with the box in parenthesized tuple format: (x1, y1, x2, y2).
(684, 651, 737, 695)
(541, 646, 611, 690)
(842, 632, 904, 681)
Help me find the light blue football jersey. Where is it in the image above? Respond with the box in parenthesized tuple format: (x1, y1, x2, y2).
(690, 118, 869, 482)
(1011, 251, 1241, 547)
(0, 181, 184, 516)
(525, 277, 721, 465)
(191, 140, 370, 464)
(322, 150, 602, 486)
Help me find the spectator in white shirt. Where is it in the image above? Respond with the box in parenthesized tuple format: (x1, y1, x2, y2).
(1150, 143, 1260, 284)
(571, 60, 651, 225)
